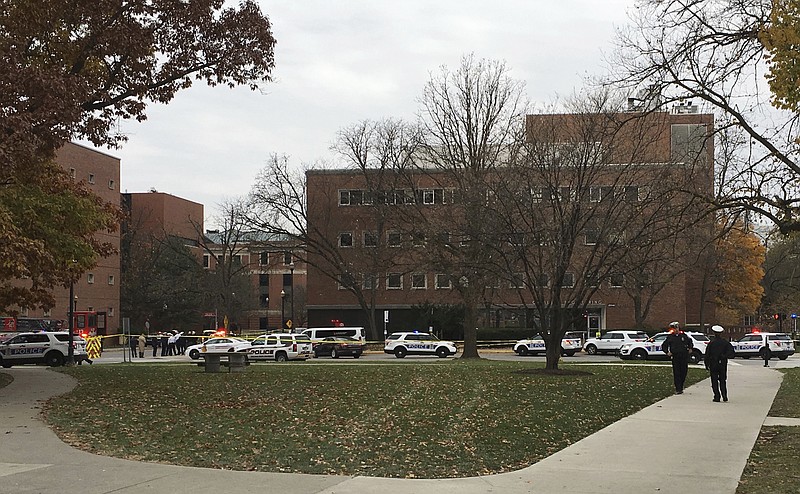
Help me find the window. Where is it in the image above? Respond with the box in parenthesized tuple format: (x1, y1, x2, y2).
(411, 273, 427, 289)
(387, 273, 403, 289)
(363, 231, 378, 248)
(283, 273, 292, 286)
(259, 274, 269, 286)
(623, 186, 639, 202)
(203, 255, 210, 268)
(108, 307, 115, 317)
(87, 273, 95, 284)
(88, 173, 95, 184)
(437, 231, 450, 245)
(423, 189, 435, 204)
(508, 233, 525, 246)
(283, 251, 292, 264)
(671, 124, 708, 165)
(531, 187, 543, 203)
(69, 168, 76, 179)
(585, 274, 599, 287)
(260, 294, 269, 308)
(339, 232, 354, 248)
(259, 317, 268, 330)
(108, 179, 115, 190)
(338, 272, 355, 290)
(260, 252, 269, 265)
(585, 229, 599, 245)
(43, 309, 51, 317)
(510, 273, 525, 289)
(558, 186, 572, 202)
(339, 189, 364, 206)
(387, 231, 402, 247)
(363, 275, 378, 290)
(534, 274, 549, 287)
(435, 274, 451, 289)
(108, 275, 115, 285)
(412, 232, 426, 247)
(610, 273, 624, 288)
(589, 186, 603, 203)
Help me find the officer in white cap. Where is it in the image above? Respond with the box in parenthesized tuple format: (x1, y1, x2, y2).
(705, 325, 735, 402)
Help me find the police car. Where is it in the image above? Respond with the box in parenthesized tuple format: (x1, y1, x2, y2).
(733, 332, 795, 360)
(619, 331, 709, 364)
(0, 331, 87, 367)
(186, 337, 251, 360)
(513, 334, 582, 357)
(248, 333, 313, 362)
(384, 332, 457, 358)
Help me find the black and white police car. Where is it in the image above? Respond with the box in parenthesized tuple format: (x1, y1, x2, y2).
(583, 330, 649, 355)
(733, 332, 795, 360)
(248, 333, 313, 362)
(384, 332, 457, 358)
(0, 331, 87, 367)
(513, 334, 582, 357)
(619, 331, 709, 364)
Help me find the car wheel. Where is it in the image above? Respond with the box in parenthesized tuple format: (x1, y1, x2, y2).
(779, 355, 789, 360)
(394, 346, 407, 358)
(353, 353, 361, 359)
(516, 346, 528, 356)
(436, 347, 450, 358)
(631, 349, 648, 360)
(331, 348, 339, 359)
(275, 352, 288, 362)
(564, 350, 576, 357)
(1, 358, 10, 368)
(189, 349, 200, 360)
(585, 344, 598, 355)
(689, 350, 701, 365)
(45, 351, 64, 367)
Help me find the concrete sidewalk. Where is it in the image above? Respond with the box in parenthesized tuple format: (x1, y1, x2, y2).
(0, 361, 792, 494)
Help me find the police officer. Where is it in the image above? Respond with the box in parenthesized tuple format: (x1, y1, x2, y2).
(661, 321, 693, 394)
(705, 325, 735, 402)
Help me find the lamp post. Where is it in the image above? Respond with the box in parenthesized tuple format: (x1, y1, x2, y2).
(67, 281, 75, 365)
(289, 261, 295, 324)
(265, 296, 269, 329)
(280, 289, 286, 329)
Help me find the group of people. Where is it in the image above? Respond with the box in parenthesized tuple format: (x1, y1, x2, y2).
(661, 321, 738, 403)
(128, 330, 188, 358)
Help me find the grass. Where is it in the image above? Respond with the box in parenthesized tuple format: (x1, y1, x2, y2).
(44, 360, 705, 478)
(737, 367, 800, 494)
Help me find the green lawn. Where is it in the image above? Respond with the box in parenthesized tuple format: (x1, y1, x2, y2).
(45, 361, 705, 478)
(737, 368, 800, 494)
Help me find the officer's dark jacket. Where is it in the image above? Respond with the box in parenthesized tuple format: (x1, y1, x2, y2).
(661, 331, 693, 357)
(705, 336, 735, 370)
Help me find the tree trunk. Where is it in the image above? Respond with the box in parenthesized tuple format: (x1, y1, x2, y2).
(460, 302, 481, 359)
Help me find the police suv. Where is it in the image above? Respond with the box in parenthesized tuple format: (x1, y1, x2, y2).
(0, 332, 87, 367)
(384, 332, 457, 358)
(733, 332, 795, 360)
(513, 334, 582, 357)
(583, 330, 648, 355)
(619, 331, 709, 364)
(248, 333, 313, 362)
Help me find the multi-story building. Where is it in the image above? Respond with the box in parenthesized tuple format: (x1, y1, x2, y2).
(305, 109, 717, 338)
(14, 142, 121, 334)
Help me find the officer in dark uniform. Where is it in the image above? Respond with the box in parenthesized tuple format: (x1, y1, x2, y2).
(661, 321, 693, 394)
(705, 325, 735, 402)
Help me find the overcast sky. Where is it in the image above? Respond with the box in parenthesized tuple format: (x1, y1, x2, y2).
(104, 0, 635, 226)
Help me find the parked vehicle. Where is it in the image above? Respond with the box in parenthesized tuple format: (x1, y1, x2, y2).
(583, 330, 649, 355)
(384, 332, 457, 358)
(733, 332, 795, 360)
(513, 334, 582, 357)
(619, 332, 709, 364)
(301, 327, 365, 346)
(249, 333, 313, 362)
(0, 332, 87, 367)
(186, 337, 251, 360)
(313, 337, 364, 358)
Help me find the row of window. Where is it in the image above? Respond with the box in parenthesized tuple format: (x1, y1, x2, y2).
(339, 272, 628, 290)
(339, 186, 645, 207)
(87, 274, 114, 285)
(68, 168, 115, 190)
(17, 307, 115, 318)
(338, 230, 625, 248)
(202, 251, 296, 269)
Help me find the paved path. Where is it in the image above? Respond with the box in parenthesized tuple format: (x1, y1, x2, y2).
(0, 360, 794, 494)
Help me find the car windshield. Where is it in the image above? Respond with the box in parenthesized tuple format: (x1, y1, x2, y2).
(692, 334, 710, 342)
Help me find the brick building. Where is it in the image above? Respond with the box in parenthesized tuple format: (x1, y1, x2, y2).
(13, 142, 121, 334)
(305, 110, 717, 338)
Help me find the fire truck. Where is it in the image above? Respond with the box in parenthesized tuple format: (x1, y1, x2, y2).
(0, 311, 99, 338)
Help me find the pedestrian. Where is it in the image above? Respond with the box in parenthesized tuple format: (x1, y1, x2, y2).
(128, 334, 138, 358)
(167, 330, 178, 356)
(137, 333, 146, 359)
(661, 321, 694, 394)
(763, 341, 772, 367)
(705, 325, 735, 402)
(160, 333, 169, 356)
(151, 335, 159, 357)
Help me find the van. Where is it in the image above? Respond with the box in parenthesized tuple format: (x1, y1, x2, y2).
(301, 327, 365, 345)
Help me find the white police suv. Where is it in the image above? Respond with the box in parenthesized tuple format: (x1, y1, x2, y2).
(248, 333, 313, 362)
(384, 332, 457, 358)
(733, 332, 795, 360)
(514, 334, 582, 357)
(619, 331, 709, 364)
(583, 330, 648, 355)
(0, 332, 87, 367)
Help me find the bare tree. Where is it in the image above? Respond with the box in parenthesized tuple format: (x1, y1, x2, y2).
(606, 0, 800, 233)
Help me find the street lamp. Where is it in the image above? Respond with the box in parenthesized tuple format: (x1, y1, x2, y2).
(289, 261, 295, 324)
(280, 289, 286, 329)
(264, 296, 269, 329)
(67, 284, 75, 365)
